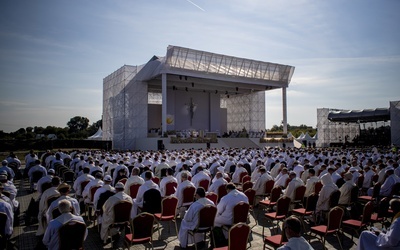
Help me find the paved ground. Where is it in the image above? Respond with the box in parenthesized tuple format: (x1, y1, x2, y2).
(10, 178, 364, 250)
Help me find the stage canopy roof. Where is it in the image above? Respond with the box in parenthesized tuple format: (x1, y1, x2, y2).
(327, 108, 390, 123)
(138, 45, 295, 95)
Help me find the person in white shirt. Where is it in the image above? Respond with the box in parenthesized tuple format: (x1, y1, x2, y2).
(0, 183, 14, 238)
(214, 183, 248, 227)
(274, 168, 289, 188)
(362, 165, 375, 189)
(304, 169, 319, 198)
(270, 162, 284, 179)
(42, 200, 87, 250)
(82, 172, 104, 204)
(131, 171, 160, 217)
(209, 172, 228, 194)
(380, 169, 400, 197)
(328, 166, 342, 184)
(316, 173, 338, 213)
(277, 216, 314, 250)
(155, 158, 169, 178)
(231, 163, 248, 184)
(338, 171, 355, 206)
(293, 162, 304, 178)
(253, 167, 273, 196)
(93, 175, 115, 210)
(250, 165, 263, 183)
(73, 167, 95, 199)
(159, 168, 178, 197)
(100, 182, 133, 242)
(178, 187, 215, 248)
(176, 164, 192, 184)
(46, 183, 80, 222)
(284, 171, 304, 203)
(300, 165, 311, 184)
(191, 167, 211, 191)
(357, 198, 400, 250)
(124, 167, 144, 197)
(37, 169, 55, 198)
(175, 172, 196, 218)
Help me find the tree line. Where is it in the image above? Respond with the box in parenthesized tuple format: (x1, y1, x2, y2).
(268, 124, 317, 138)
(0, 116, 102, 140)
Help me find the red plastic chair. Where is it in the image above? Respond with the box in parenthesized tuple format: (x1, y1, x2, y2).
(128, 183, 142, 199)
(199, 179, 210, 192)
(241, 175, 251, 185)
(244, 189, 257, 226)
(291, 185, 306, 207)
(152, 176, 160, 185)
(292, 193, 318, 231)
(263, 196, 291, 236)
(310, 206, 344, 250)
(263, 223, 288, 250)
(85, 185, 101, 221)
(256, 179, 275, 199)
(237, 172, 248, 185)
(165, 181, 177, 197)
(105, 201, 133, 245)
(217, 184, 228, 203)
(188, 205, 217, 250)
(58, 220, 87, 250)
(124, 212, 155, 249)
(181, 185, 196, 208)
(259, 186, 282, 210)
(206, 192, 218, 205)
(154, 196, 178, 239)
(359, 182, 381, 203)
(342, 201, 374, 242)
(370, 197, 390, 227)
(314, 181, 323, 194)
(241, 181, 253, 192)
(118, 178, 127, 185)
(214, 223, 251, 250)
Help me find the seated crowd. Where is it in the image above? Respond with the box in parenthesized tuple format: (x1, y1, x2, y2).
(1, 146, 400, 249)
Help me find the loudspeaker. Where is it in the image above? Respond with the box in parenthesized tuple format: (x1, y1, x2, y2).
(157, 140, 164, 150)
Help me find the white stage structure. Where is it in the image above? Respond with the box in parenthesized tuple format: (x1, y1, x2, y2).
(317, 102, 399, 147)
(103, 45, 295, 149)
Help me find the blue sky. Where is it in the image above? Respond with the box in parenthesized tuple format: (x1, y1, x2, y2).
(0, 0, 399, 133)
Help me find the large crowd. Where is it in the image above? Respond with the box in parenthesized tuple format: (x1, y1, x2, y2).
(0, 146, 400, 250)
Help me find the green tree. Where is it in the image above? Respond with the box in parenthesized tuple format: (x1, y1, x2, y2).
(87, 119, 102, 135)
(34, 126, 44, 134)
(67, 116, 89, 133)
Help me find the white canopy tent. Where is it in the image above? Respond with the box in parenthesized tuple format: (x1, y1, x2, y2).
(87, 128, 103, 140)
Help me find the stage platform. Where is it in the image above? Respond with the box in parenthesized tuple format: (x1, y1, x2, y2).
(135, 137, 294, 151)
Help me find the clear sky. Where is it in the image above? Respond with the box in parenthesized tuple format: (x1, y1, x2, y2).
(1, 0, 399, 133)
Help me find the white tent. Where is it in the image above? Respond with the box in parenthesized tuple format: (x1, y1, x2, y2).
(303, 132, 313, 141)
(297, 132, 305, 140)
(287, 132, 293, 138)
(87, 128, 103, 140)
